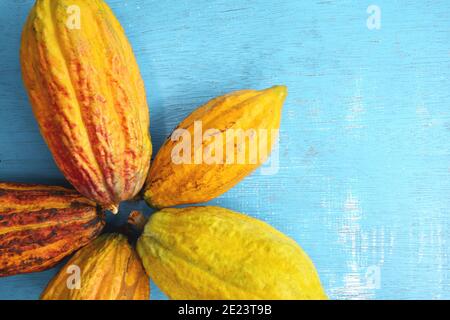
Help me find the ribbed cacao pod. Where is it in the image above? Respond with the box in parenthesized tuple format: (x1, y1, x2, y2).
(20, 0, 152, 213)
(0, 182, 104, 277)
(144, 86, 287, 208)
(137, 206, 327, 300)
(41, 233, 149, 300)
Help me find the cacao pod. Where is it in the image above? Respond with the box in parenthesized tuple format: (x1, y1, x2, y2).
(144, 86, 287, 208)
(0, 182, 104, 277)
(20, 0, 152, 213)
(137, 206, 327, 300)
(41, 233, 149, 300)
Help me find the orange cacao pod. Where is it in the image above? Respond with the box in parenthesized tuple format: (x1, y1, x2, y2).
(20, 0, 152, 213)
(0, 182, 105, 277)
(41, 233, 149, 300)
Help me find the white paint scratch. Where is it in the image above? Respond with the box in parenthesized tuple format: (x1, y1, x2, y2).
(329, 190, 392, 299)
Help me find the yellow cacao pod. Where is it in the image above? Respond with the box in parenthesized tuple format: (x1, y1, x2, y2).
(137, 206, 327, 300)
(0, 182, 104, 277)
(144, 86, 287, 208)
(41, 233, 149, 300)
(20, 0, 152, 213)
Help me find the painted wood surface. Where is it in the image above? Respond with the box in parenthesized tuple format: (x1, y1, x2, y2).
(0, 0, 449, 300)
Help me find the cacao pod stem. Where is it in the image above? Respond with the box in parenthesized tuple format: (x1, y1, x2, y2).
(128, 211, 148, 233)
(122, 211, 148, 244)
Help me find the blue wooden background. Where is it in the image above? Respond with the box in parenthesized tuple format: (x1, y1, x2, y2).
(0, 0, 449, 300)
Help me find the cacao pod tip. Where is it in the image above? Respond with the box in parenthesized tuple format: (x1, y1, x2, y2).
(105, 204, 119, 214)
(265, 85, 288, 100)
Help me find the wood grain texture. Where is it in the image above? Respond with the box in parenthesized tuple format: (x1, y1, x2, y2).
(0, 0, 449, 299)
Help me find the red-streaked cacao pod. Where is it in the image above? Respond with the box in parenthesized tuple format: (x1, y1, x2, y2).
(20, 0, 152, 213)
(0, 182, 105, 277)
